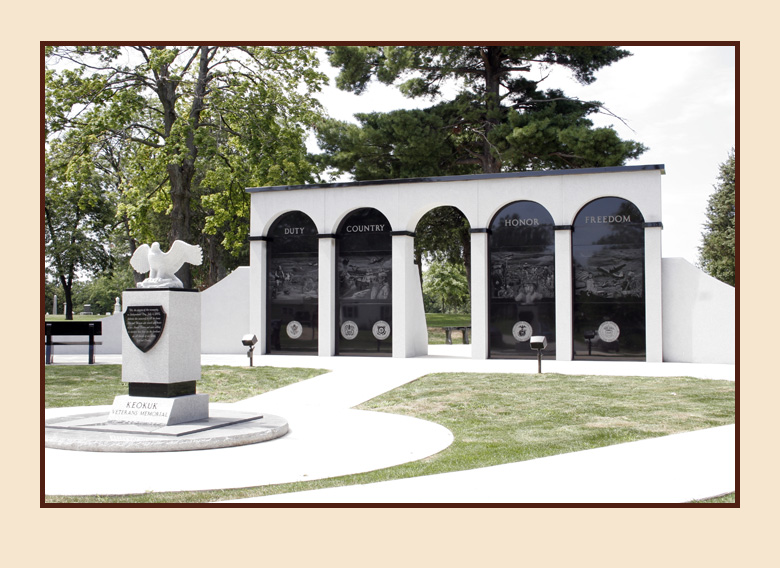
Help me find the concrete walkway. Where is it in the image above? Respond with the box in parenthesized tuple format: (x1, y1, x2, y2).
(224, 425, 735, 503)
(44, 346, 735, 502)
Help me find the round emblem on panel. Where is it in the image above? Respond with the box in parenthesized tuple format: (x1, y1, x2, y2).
(512, 321, 533, 342)
(286, 320, 303, 339)
(598, 321, 620, 342)
(372, 320, 391, 341)
(340, 320, 359, 340)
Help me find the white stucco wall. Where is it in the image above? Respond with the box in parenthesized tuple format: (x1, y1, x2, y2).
(662, 257, 735, 364)
(392, 234, 428, 357)
(200, 266, 250, 354)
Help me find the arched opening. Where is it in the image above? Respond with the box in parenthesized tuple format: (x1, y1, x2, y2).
(414, 206, 471, 345)
(572, 197, 646, 360)
(488, 201, 556, 358)
(266, 211, 319, 355)
(336, 208, 392, 356)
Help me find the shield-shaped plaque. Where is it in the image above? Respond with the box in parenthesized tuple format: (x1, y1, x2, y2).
(124, 305, 167, 353)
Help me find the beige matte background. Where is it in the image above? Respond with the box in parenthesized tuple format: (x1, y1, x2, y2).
(11, 3, 769, 566)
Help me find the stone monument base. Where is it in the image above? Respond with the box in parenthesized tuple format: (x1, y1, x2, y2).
(108, 393, 209, 426)
(45, 407, 288, 452)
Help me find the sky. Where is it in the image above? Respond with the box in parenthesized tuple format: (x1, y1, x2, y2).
(308, 45, 736, 266)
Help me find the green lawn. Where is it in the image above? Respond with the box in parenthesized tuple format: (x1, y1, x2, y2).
(45, 314, 111, 321)
(44, 365, 735, 504)
(693, 493, 735, 504)
(425, 313, 470, 344)
(424, 313, 471, 327)
(44, 365, 327, 408)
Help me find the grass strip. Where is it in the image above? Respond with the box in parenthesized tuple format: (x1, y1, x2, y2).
(44, 365, 327, 408)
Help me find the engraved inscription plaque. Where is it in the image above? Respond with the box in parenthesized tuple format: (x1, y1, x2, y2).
(124, 305, 167, 353)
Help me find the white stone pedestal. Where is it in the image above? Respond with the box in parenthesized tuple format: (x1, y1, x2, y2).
(121, 289, 201, 384)
(114, 288, 207, 426)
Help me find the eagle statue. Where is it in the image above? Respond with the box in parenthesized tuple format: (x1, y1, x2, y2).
(130, 241, 203, 288)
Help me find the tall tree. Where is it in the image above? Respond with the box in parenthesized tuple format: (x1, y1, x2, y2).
(323, 45, 646, 174)
(45, 132, 115, 319)
(46, 45, 325, 288)
(699, 148, 736, 286)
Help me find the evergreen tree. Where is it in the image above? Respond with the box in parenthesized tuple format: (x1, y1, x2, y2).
(319, 46, 646, 175)
(699, 148, 736, 286)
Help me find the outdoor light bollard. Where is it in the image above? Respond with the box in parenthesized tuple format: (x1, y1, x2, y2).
(530, 335, 547, 374)
(584, 330, 596, 356)
(242, 334, 258, 367)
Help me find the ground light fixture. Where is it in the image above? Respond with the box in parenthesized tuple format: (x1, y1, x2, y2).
(242, 334, 258, 366)
(584, 330, 596, 356)
(530, 335, 547, 373)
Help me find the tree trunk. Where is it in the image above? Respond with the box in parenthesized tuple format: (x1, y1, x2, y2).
(481, 47, 504, 173)
(415, 247, 424, 291)
(59, 274, 74, 320)
(156, 47, 212, 290)
(461, 227, 472, 289)
(168, 163, 194, 288)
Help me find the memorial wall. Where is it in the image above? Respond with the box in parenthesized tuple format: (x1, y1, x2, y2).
(247, 165, 667, 361)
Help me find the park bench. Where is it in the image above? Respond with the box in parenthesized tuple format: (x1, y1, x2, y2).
(443, 326, 471, 345)
(45, 321, 102, 364)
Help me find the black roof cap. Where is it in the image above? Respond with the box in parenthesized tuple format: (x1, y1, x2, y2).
(246, 164, 665, 193)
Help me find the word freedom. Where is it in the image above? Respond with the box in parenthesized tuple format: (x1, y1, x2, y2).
(584, 215, 632, 224)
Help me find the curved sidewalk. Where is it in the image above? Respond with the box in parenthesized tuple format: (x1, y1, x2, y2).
(224, 424, 735, 503)
(45, 346, 735, 502)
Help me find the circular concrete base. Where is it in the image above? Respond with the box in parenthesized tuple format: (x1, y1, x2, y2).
(45, 410, 288, 453)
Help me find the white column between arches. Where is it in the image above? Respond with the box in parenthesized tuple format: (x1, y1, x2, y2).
(249, 238, 268, 354)
(644, 225, 663, 362)
(318, 236, 337, 356)
(392, 233, 428, 358)
(470, 230, 490, 359)
(554, 227, 573, 361)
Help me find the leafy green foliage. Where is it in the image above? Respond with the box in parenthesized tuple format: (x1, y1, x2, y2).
(45, 131, 117, 319)
(45, 46, 327, 288)
(699, 148, 736, 286)
(423, 260, 470, 313)
(46, 267, 136, 316)
(414, 206, 471, 282)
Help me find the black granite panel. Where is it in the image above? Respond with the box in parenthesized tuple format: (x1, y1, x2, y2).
(488, 201, 556, 359)
(266, 211, 319, 355)
(337, 208, 392, 356)
(572, 197, 646, 360)
(128, 381, 197, 398)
